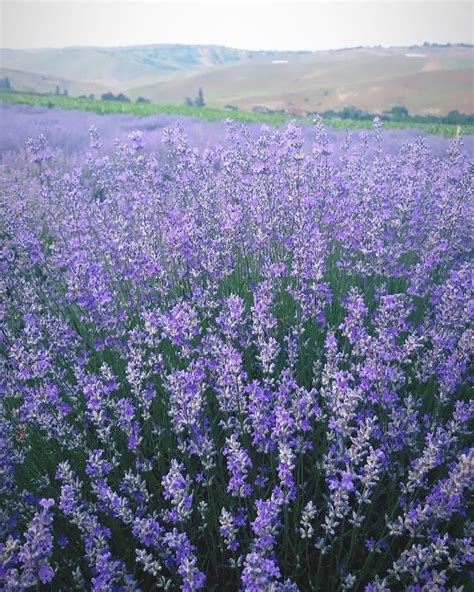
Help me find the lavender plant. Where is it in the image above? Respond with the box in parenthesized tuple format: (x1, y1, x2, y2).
(0, 114, 472, 591)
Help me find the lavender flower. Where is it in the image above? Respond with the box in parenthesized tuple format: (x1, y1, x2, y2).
(162, 460, 194, 524)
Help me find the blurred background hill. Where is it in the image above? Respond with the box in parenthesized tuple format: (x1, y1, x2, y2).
(1, 42, 472, 115)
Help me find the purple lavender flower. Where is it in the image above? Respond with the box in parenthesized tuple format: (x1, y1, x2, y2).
(224, 433, 253, 498)
(162, 460, 194, 524)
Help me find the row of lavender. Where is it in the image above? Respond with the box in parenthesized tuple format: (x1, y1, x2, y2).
(2, 103, 474, 159)
(0, 116, 472, 591)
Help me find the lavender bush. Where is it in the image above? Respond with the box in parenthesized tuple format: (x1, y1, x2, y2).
(0, 115, 472, 591)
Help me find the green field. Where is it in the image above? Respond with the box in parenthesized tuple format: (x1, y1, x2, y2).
(1, 90, 472, 137)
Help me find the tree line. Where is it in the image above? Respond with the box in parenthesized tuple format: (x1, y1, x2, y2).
(319, 105, 474, 126)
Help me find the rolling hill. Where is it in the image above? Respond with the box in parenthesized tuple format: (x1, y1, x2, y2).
(0, 45, 284, 92)
(127, 46, 474, 115)
(0, 43, 472, 115)
(0, 66, 109, 97)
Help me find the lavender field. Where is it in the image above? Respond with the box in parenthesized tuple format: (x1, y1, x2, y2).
(0, 107, 473, 591)
(2, 104, 474, 159)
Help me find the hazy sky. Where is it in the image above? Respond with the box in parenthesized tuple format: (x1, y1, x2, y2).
(1, 0, 472, 51)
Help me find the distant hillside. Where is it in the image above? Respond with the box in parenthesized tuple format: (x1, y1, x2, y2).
(0, 67, 108, 97)
(128, 46, 474, 115)
(0, 45, 281, 92)
(0, 43, 472, 115)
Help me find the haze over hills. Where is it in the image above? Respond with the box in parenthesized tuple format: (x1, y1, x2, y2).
(0, 45, 284, 93)
(1, 43, 473, 115)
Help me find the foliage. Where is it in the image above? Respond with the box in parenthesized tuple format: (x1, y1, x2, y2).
(101, 91, 131, 103)
(0, 76, 12, 90)
(319, 105, 474, 128)
(195, 88, 205, 108)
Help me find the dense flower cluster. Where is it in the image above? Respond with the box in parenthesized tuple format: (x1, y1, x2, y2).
(0, 114, 472, 591)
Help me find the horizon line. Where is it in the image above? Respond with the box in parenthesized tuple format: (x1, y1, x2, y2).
(1, 40, 473, 52)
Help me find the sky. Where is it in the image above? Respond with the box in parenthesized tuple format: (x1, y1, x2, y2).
(0, 0, 472, 51)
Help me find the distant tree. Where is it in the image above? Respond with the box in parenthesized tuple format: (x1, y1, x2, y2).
(184, 96, 194, 107)
(136, 96, 150, 104)
(444, 110, 460, 124)
(443, 110, 474, 125)
(101, 91, 116, 101)
(89, 94, 95, 100)
(195, 87, 205, 107)
(0, 76, 11, 89)
(391, 105, 409, 119)
(340, 105, 364, 120)
(115, 93, 131, 103)
(64, 89, 68, 97)
(55, 85, 61, 95)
